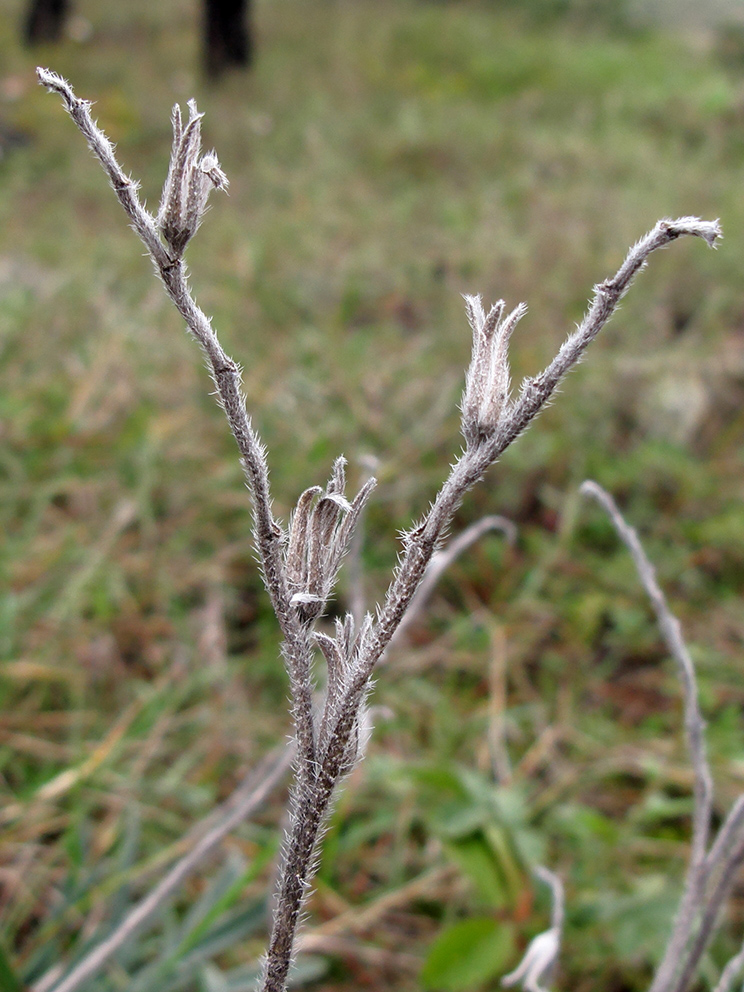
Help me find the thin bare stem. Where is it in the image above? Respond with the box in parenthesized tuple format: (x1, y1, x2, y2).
(705, 797, 744, 877)
(535, 865, 564, 935)
(666, 810, 744, 992)
(580, 481, 715, 992)
(501, 218, 720, 452)
(34, 70, 169, 268)
(672, 836, 744, 992)
(38, 747, 293, 992)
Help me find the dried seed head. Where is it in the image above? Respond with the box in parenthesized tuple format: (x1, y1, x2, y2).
(286, 486, 322, 590)
(461, 294, 527, 446)
(284, 466, 376, 624)
(157, 102, 228, 257)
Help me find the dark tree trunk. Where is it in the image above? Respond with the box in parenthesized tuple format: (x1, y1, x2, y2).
(204, 0, 252, 78)
(24, 0, 69, 43)
(24, 0, 254, 76)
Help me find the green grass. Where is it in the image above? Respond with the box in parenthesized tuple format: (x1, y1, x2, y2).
(1, 1, 743, 989)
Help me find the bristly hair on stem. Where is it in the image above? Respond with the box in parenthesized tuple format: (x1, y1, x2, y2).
(37, 67, 724, 992)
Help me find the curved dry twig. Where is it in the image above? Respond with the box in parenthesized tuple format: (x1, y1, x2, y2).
(580, 481, 744, 992)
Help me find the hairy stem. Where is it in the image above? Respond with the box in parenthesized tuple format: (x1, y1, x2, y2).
(262, 784, 333, 992)
(37, 69, 724, 992)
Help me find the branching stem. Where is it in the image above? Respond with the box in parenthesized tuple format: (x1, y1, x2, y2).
(37, 68, 723, 992)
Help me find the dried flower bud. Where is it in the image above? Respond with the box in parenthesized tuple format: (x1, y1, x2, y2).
(286, 486, 322, 590)
(461, 294, 527, 446)
(317, 621, 374, 775)
(285, 460, 376, 624)
(157, 102, 229, 257)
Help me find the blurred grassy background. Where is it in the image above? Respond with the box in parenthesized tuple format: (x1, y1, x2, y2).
(0, 0, 743, 989)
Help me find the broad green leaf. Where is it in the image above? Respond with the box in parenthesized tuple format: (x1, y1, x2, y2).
(507, 825, 546, 867)
(444, 837, 507, 908)
(598, 875, 679, 965)
(421, 917, 515, 991)
(491, 787, 530, 826)
(432, 801, 488, 838)
(404, 763, 469, 798)
(632, 792, 693, 830)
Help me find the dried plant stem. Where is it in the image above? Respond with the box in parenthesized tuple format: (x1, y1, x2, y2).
(262, 784, 333, 991)
(35, 69, 317, 785)
(37, 67, 722, 992)
(581, 482, 744, 992)
(363, 214, 721, 688)
(671, 836, 744, 992)
(159, 262, 319, 780)
(705, 796, 744, 876)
